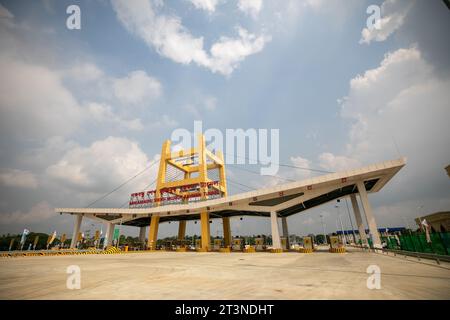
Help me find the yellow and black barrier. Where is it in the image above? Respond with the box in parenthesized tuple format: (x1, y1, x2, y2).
(329, 247, 346, 253)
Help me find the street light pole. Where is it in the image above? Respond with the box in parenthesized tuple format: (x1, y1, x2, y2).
(336, 203, 347, 245)
(320, 214, 327, 245)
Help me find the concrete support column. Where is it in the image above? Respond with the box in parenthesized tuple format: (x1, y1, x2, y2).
(270, 211, 282, 249)
(281, 216, 290, 249)
(139, 226, 146, 243)
(222, 217, 231, 247)
(177, 220, 186, 240)
(200, 211, 210, 251)
(148, 215, 160, 250)
(356, 181, 382, 249)
(350, 194, 368, 247)
(103, 222, 115, 249)
(70, 214, 82, 249)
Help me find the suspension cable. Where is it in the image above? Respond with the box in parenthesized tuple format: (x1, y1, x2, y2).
(222, 152, 334, 174)
(87, 158, 159, 208)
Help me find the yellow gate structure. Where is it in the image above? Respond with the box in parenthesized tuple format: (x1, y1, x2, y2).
(148, 134, 228, 251)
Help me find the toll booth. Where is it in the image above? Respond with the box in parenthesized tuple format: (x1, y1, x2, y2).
(255, 238, 264, 251)
(303, 236, 314, 250)
(232, 238, 242, 251)
(329, 235, 346, 253)
(195, 239, 201, 250)
(213, 239, 222, 251)
(329, 236, 340, 249)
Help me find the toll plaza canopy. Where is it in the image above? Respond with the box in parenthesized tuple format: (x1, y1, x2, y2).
(56, 158, 405, 228)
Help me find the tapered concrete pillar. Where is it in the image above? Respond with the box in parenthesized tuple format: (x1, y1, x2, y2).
(222, 217, 231, 247)
(356, 181, 382, 249)
(270, 211, 282, 249)
(350, 194, 368, 247)
(200, 211, 210, 251)
(139, 226, 146, 243)
(281, 216, 290, 249)
(103, 222, 115, 249)
(148, 215, 160, 250)
(177, 220, 186, 240)
(70, 214, 83, 248)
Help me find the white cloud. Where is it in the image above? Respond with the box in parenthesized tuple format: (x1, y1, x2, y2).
(188, 0, 219, 13)
(0, 57, 83, 140)
(360, 0, 412, 44)
(290, 156, 312, 179)
(46, 137, 151, 192)
(113, 70, 162, 105)
(209, 27, 270, 75)
(238, 0, 263, 18)
(111, 0, 270, 75)
(0, 169, 38, 189)
(66, 62, 104, 82)
(331, 46, 450, 218)
(317, 153, 360, 172)
(0, 201, 54, 225)
(86, 102, 144, 130)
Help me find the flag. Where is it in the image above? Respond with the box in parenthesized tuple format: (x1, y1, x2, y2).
(20, 228, 30, 246)
(33, 236, 39, 250)
(421, 219, 432, 243)
(48, 231, 57, 246)
(95, 230, 100, 240)
(60, 233, 66, 244)
(9, 238, 14, 251)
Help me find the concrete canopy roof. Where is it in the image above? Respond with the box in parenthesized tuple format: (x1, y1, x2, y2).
(55, 158, 406, 227)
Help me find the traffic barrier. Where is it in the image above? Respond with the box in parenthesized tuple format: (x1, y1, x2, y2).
(297, 248, 313, 253)
(329, 247, 346, 253)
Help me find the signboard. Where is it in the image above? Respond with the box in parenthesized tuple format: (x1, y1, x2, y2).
(113, 228, 120, 241)
(94, 230, 100, 240)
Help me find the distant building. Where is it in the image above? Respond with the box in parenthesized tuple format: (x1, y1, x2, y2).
(415, 212, 450, 233)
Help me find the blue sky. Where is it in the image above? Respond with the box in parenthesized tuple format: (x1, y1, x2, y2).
(0, 0, 449, 238)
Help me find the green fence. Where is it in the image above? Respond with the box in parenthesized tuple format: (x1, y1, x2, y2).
(392, 233, 450, 255)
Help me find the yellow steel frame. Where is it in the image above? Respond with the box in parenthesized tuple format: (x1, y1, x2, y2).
(148, 134, 228, 251)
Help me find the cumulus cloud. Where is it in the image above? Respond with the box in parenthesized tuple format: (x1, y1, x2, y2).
(113, 70, 162, 105)
(66, 62, 104, 82)
(0, 169, 38, 189)
(188, 0, 219, 13)
(0, 201, 55, 225)
(331, 46, 450, 213)
(86, 102, 144, 130)
(238, 0, 263, 18)
(46, 137, 152, 193)
(317, 153, 360, 172)
(0, 57, 83, 140)
(360, 0, 412, 44)
(290, 156, 312, 179)
(111, 0, 270, 75)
